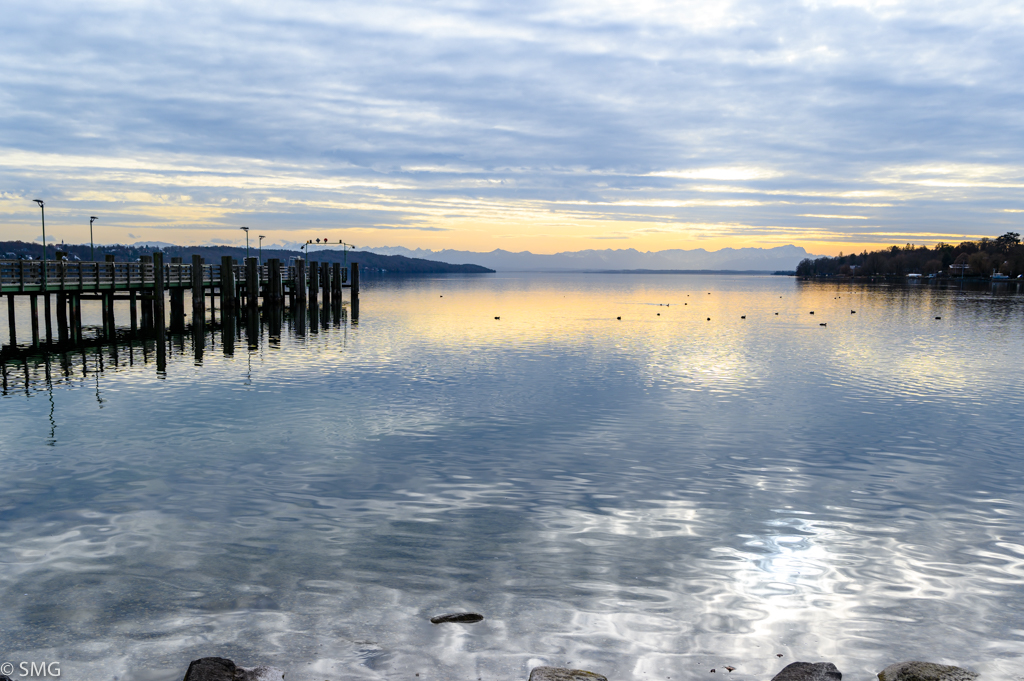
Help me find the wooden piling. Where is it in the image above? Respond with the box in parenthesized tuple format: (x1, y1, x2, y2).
(57, 293, 68, 345)
(140, 256, 154, 328)
(6, 295, 15, 346)
(153, 252, 166, 344)
(99, 293, 109, 339)
(246, 257, 259, 310)
(170, 288, 185, 332)
(130, 290, 138, 333)
(43, 292, 53, 345)
(191, 254, 205, 328)
(267, 258, 281, 305)
(76, 295, 83, 341)
(30, 294, 40, 346)
(308, 259, 318, 306)
(71, 295, 82, 342)
(308, 261, 319, 333)
(332, 262, 341, 299)
(321, 262, 331, 308)
(350, 263, 359, 321)
(168, 257, 184, 332)
(220, 256, 235, 317)
(110, 292, 117, 338)
(296, 259, 307, 306)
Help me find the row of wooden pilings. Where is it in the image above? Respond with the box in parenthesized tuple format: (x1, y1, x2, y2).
(3, 253, 156, 349)
(2, 252, 359, 353)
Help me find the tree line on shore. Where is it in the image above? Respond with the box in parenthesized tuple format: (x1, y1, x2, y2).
(796, 232, 1023, 278)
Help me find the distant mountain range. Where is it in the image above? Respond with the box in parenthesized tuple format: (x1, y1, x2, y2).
(4, 239, 818, 273)
(362, 245, 819, 272)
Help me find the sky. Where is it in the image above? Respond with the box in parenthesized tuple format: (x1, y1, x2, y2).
(1, 0, 1023, 257)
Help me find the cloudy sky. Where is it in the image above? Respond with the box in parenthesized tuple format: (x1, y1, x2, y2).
(1, 0, 1023, 255)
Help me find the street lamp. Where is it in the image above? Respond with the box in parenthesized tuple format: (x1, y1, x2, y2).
(89, 216, 98, 261)
(240, 226, 250, 260)
(258, 235, 265, 267)
(33, 199, 46, 281)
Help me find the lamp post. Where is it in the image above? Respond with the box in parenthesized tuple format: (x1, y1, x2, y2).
(258, 235, 265, 267)
(33, 199, 46, 281)
(240, 226, 250, 260)
(89, 216, 98, 261)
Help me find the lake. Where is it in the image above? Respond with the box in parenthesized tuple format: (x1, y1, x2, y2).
(2, 273, 1024, 681)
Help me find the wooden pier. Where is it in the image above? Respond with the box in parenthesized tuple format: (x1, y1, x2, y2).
(1, 253, 359, 352)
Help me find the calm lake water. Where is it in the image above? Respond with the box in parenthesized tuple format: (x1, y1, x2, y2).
(2, 273, 1024, 681)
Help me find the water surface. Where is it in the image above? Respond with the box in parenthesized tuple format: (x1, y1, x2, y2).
(2, 274, 1024, 681)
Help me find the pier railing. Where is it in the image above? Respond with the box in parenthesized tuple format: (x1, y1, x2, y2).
(0, 260, 300, 294)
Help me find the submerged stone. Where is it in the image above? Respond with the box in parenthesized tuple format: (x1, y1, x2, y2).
(430, 612, 484, 624)
(877, 661, 979, 681)
(528, 666, 609, 681)
(770, 661, 842, 681)
(181, 657, 285, 681)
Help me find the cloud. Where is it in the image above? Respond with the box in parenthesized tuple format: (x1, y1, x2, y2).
(799, 214, 871, 219)
(0, 0, 1022, 253)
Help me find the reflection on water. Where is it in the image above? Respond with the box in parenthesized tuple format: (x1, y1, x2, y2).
(1, 274, 1024, 681)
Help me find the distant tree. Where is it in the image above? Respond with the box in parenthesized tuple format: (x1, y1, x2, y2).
(995, 232, 1021, 253)
(968, 251, 989, 275)
(887, 254, 907, 275)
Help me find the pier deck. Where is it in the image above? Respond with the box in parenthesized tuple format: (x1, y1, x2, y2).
(2, 254, 359, 353)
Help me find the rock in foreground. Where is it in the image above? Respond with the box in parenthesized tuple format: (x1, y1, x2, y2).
(529, 666, 609, 681)
(877, 661, 979, 681)
(182, 657, 285, 681)
(430, 612, 485, 624)
(771, 661, 843, 681)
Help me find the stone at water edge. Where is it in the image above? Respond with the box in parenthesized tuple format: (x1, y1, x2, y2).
(181, 657, 285, 681)
(528, 666, 609, 681)
(877, 661, 979, 681)
(770, 661, 843, 681)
